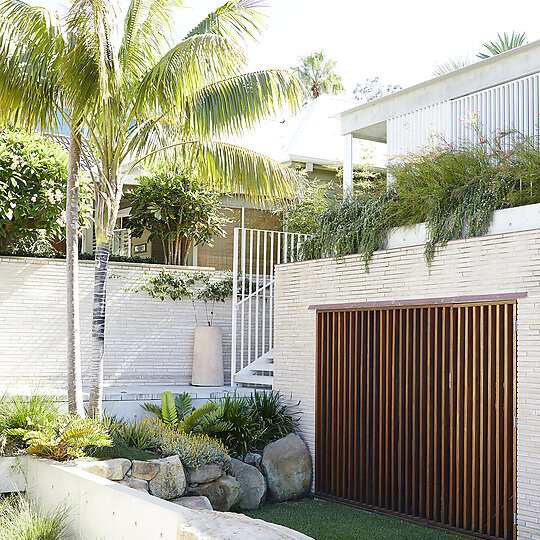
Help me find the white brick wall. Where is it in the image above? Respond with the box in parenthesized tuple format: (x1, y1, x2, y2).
(0, 257, 234, 390)
(273, 228, 540, 539)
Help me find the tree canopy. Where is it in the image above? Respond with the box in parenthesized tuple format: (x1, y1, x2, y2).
(292, 50, 344, 99)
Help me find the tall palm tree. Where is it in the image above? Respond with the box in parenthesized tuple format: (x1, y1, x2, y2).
(293, 50, 344, 99)
(0, 2, 86, 415)
(0, 0, 305, 418)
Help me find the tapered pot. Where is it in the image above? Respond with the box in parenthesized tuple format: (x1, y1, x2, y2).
(192, 326, 224, 386)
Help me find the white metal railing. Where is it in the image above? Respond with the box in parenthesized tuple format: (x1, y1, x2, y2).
(230, 228, 310, 383)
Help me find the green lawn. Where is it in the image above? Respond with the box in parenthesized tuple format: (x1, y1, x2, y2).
(243, 498, 467, 540)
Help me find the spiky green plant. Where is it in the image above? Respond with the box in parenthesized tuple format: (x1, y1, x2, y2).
(0, 494, 68, 540)
(477, 32, 527, 59)
(7, 415, 112, 461)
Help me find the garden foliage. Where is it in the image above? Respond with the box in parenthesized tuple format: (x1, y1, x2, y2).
(292, 131, 540, 265)
(0, 128, 90, 251)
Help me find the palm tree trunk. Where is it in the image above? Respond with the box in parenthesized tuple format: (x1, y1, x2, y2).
(88, 240, 110, 418)
(66, 129, 84, 416)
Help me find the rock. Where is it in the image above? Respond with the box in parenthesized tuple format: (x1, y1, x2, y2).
(170, 496, 213, 511)
(148, 455, 186, 500)
(188, 475, 242, 511)
(261, 434, 312, 502)
(76, 458, 131, 481)
(244, 452, 262, 468)
(230, 458, 266, 510)
(119, 477, 149, 492)
(186, 462, 223, 485)
(131, 460, 160, 481)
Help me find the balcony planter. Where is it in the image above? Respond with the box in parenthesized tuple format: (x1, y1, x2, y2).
(192, 326, 224, 386)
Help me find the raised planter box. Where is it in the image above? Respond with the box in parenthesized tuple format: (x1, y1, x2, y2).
(0, 456, 26, 493)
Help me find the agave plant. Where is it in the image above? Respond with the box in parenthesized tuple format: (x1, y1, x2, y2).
(7, 415, 112, 461)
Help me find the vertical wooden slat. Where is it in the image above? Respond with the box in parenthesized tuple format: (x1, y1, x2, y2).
(314, 301, 515, 540)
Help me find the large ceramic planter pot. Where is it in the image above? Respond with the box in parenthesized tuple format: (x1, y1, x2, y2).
(192, 326, 224, 386)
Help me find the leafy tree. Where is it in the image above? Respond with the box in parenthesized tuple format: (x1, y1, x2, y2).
(293, 50, 344, 99)
(124, 168, 226, 266)
(0, 0, 304, 417)
(353, 76, 401, 103)
(0, 127, 90, 250)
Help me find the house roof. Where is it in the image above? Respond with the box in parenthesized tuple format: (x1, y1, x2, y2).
(235, 94, 387, 169)
(340, 38, 540, 143)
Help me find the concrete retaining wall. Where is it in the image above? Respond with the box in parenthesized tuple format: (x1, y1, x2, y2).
(24, 457, 310, 540)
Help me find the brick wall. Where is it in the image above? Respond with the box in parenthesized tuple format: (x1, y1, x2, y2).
(0, 257, 234, 391)
(274, 228, 540, 539)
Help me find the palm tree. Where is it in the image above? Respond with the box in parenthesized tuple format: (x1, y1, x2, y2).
(0, 2, 85, 415)
(293, 50, 344, 99)
(0, 0, 305, 418)
(477, 32, 528, 59)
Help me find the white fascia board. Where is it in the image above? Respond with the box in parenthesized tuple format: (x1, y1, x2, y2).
(340, 38, 540, 139)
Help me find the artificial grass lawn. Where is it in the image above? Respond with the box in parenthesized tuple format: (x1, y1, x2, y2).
(243, 498, 468, 540)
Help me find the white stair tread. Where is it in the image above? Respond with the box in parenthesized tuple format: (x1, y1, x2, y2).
(250, 363, 275, 373)
(233, 374, 273, 386)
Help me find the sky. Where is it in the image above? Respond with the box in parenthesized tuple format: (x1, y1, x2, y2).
(37, 0, 540, 96)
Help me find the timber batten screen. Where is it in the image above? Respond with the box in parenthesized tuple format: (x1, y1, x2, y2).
(315, 303, 516, 540)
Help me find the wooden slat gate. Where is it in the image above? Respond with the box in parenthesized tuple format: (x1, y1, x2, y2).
(315, 302, 516, 539)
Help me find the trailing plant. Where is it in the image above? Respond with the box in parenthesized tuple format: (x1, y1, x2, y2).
(124, 167, 227, 266)
(0, 494, 68, 540)
(7, 415, 112, 461)
(143, 418, 228, 469)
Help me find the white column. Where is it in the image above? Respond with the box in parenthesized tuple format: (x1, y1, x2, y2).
(343, 134, 353, 200)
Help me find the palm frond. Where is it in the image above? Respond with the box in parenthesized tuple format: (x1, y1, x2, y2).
(184, 69, 305, 139)
(178, 401, 219, 433)
(160, 391, 178, 426)
(132, 33, 245, 117)
(477, 32, 527, 59)
(433, 56, 472, 76)
(174, 393, 193, 420)
(185, 0, 265, 43)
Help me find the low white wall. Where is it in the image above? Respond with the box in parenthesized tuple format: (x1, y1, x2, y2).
(385, 201, 540, 249)
(0, 456, 26, 493)
(0, 258, 235, 391)
(24, 457, 310, 540)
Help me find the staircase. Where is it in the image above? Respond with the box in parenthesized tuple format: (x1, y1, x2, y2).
(233, 349, 274, 388)
(230, 228, 310, 389)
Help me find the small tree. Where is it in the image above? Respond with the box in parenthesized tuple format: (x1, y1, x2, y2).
(353, 76, 401, 103)
(293, 50, 344, 99)
(0, 127, 89, 250)
(125, 169, 227, 266)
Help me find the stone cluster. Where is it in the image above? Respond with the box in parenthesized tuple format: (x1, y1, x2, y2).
(75, 433, 312, 512)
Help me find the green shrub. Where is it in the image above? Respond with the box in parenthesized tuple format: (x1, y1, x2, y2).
(0, 495, 68, 540)
(7, 415, 112, 461)
(0, 394, 60, 452)
(143, 418, 228, 469)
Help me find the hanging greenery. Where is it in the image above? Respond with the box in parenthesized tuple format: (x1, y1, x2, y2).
(293, 130, 540, 266)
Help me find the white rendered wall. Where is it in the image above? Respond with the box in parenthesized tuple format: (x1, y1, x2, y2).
(0, 259, 234, 391)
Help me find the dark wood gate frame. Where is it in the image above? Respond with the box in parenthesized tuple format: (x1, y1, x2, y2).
(314, 298, 519, 540)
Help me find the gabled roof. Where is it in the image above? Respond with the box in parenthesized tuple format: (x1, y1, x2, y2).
(235, 94, 386, 169)
(340, 38, 540, 142)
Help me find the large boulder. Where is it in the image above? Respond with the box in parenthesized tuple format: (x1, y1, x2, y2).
(148, 455, 186, 500)
(131, 460, 160, 481)
(186, 462, 223, 485)
(230, 458, 266, 510)
(261, 434, 312, 502)
(119, 477, 149, 493)
(170, 496, 213, 511)
(244, 452, 262, 468)
(188, 475, 242, 511)
(76, 458, 130, 481)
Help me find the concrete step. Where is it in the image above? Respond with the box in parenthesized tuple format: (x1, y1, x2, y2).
(233, 374, 273, 387)
(250, 362, 274, 373)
